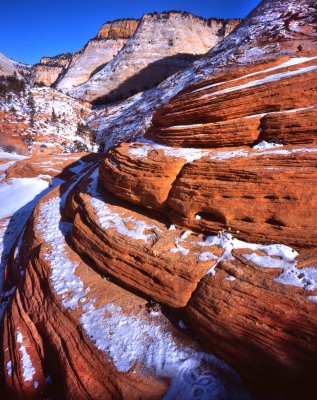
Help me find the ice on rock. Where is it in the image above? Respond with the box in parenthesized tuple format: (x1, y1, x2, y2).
(35, 167, 250, 398)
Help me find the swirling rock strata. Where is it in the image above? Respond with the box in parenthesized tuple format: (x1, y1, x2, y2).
(187, 258, 317, 398)
(67, 170, 214, 308)
(71, 13, 239, 103)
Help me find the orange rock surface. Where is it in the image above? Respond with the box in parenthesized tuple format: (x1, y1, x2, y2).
(2, 188, 167, 399)
(187, 257, 317, 398)
(167, 146, 317, 249)
(1, 0, 317, 399)
(146, 116, 261, 148)
(152, 57, 317, 128)
(67, 169, 213, 308)
(1, 167, 248, 399)
(99, 143, 186, 209)
(260, 106, 317, 145)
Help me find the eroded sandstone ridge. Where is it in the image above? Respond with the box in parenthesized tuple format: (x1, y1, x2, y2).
(0, 152, 251, 399)
(32, 19, 139, 90)
(70, 13, 239, 103)
(90, 0, 317, 151)
(1, 0, 317, 399)
(0, 52, 30, 78)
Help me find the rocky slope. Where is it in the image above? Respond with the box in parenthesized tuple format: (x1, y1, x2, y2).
(0, 151, 251, 399)
(1, 1, 317, 399)
(0, 52, 30, 78)
(32, 53, 72, 87)
(90, 0, 317, 151)
(0, 85, 95, 155)
(32, 19, 139, 91)
(55, 19, 139, 93)
(70, 13, 239, 103)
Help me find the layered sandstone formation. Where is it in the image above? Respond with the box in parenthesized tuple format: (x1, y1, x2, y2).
(55, 19, 139, 93)
(93, 54, 317, 396)
(90, 0, 317, 151)
(0, 52, 30, 78)
(1, 1, 317, 399)
(71, 13, 239, 103)
(0, 155, 249, 399)
(32, 53, 72, 87)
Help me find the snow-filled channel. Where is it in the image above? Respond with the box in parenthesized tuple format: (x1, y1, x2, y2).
(36, 168, 251, 400)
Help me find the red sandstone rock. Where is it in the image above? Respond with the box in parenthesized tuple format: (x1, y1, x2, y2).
(2, 1, 317, 398)
(260, 106, 317, 145)
(68, 168, 214, 308)
(4, 154, 86, 180)
(2, 179, 247, 399)
(99, 141, 317, 250)
(2, 189, 167, 399)
(99, 143, 186, 209)
(186, 258, 317, 399)
(152, 57, 317, 128)
(167, 146, 317, 250)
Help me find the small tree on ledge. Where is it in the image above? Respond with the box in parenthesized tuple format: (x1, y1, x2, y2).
(51, 107, 58, 122)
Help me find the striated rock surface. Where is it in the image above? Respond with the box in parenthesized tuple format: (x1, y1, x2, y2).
(1, 0, 317, 399)
(0, 52, 30, 78)
(99, 142, 187, 209)
(71, 13, 239, 103)
(146, 115, 261, 148)
(0, 157, 250, 399)
(67, 169, 215, 308)
(32, 53, 72, 87)
(88, 0, 317, 397)
(166, 146, 317, 249)
(187, 257, 317, 398)
(100, 141, 317, 250)
(55, 19, 139, 93)
(0, 86, 94, 155)
(151, 57, 317, 128)
(259, 106, 317, 144)
(90, 0, 317, 151)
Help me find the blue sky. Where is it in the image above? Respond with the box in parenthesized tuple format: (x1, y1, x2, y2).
(0, 0, 260, 65)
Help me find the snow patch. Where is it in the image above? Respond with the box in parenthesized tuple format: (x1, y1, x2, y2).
(252, 141, 283, 150)
(202, 65, 317, 99)
(193, 233, 298, 277)
(16, 331, 36, 382)
(129, 142, 209, 163)
(0, 151, 27, 160)
(6, 360, 12, 376)
(0, 177, 49, 220)
(36, 176, 250, 399)
(199, 252, 217, 263)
